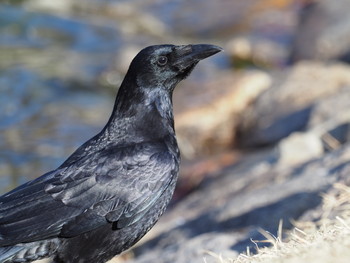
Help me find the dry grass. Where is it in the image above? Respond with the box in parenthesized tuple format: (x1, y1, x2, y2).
(207, 183, 350, 263)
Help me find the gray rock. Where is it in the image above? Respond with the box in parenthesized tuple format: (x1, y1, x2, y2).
(277, 132, 323, 166)
(291, 0, 350, 62)
(174, 70, 271, 158)
(237, 62, 350, 147)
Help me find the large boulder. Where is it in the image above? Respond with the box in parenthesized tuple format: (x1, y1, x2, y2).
(290, 0, 350, 62)
(237, 62, 350, 147)
(174, 70, 270, 158)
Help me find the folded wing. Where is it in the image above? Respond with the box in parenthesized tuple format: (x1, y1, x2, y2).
(0, 141, 177, 246)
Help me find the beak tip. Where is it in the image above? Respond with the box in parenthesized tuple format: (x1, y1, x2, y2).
(193, 44, 224, 59)
(213, 45, 224, 52)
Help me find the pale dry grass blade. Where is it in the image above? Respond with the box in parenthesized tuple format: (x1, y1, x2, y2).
(205, 184, 350, 263)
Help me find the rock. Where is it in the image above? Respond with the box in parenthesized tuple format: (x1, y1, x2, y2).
(307, 86, 350, 130)
(175, 151, 240, 201)
(277, 132, 324, 167)
(306, 85, 350, 151)
(226, 36, 291, 68)
(122, 140, 350, 263)
(291, 0, 350, 62)
(174, 70, 271, 158)
(24, 0, 73, 14)
(237, 61, 350, 147)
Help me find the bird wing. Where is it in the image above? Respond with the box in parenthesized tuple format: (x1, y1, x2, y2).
(0, 141, 178, 246)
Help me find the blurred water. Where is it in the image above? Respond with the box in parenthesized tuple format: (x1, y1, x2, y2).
(0, 3, 123, 193)
(0, 5, 121, 49)
(0, 67, 112, 193)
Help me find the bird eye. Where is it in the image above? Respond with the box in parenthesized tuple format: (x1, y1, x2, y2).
(157, 56, 168, 66)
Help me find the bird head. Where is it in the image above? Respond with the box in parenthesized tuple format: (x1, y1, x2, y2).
(127, 44, 223, 90)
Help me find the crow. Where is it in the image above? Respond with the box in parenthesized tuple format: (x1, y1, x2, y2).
(0, 44, 222, 263)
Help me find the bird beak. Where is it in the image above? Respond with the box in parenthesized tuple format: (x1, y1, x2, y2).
(173, 44, 223, 70)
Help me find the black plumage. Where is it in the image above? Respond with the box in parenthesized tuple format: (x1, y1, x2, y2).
(0, 44, 222, 263)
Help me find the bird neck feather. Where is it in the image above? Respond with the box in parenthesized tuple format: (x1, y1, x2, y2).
(103, 81, 175, 143)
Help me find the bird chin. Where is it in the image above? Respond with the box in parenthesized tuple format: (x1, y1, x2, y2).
(177, 63, 197, 79)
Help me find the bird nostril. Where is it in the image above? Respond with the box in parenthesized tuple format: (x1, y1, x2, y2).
(174, 45, 193, 57)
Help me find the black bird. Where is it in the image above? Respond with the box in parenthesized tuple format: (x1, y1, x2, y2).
(0, 44, 222, 263)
